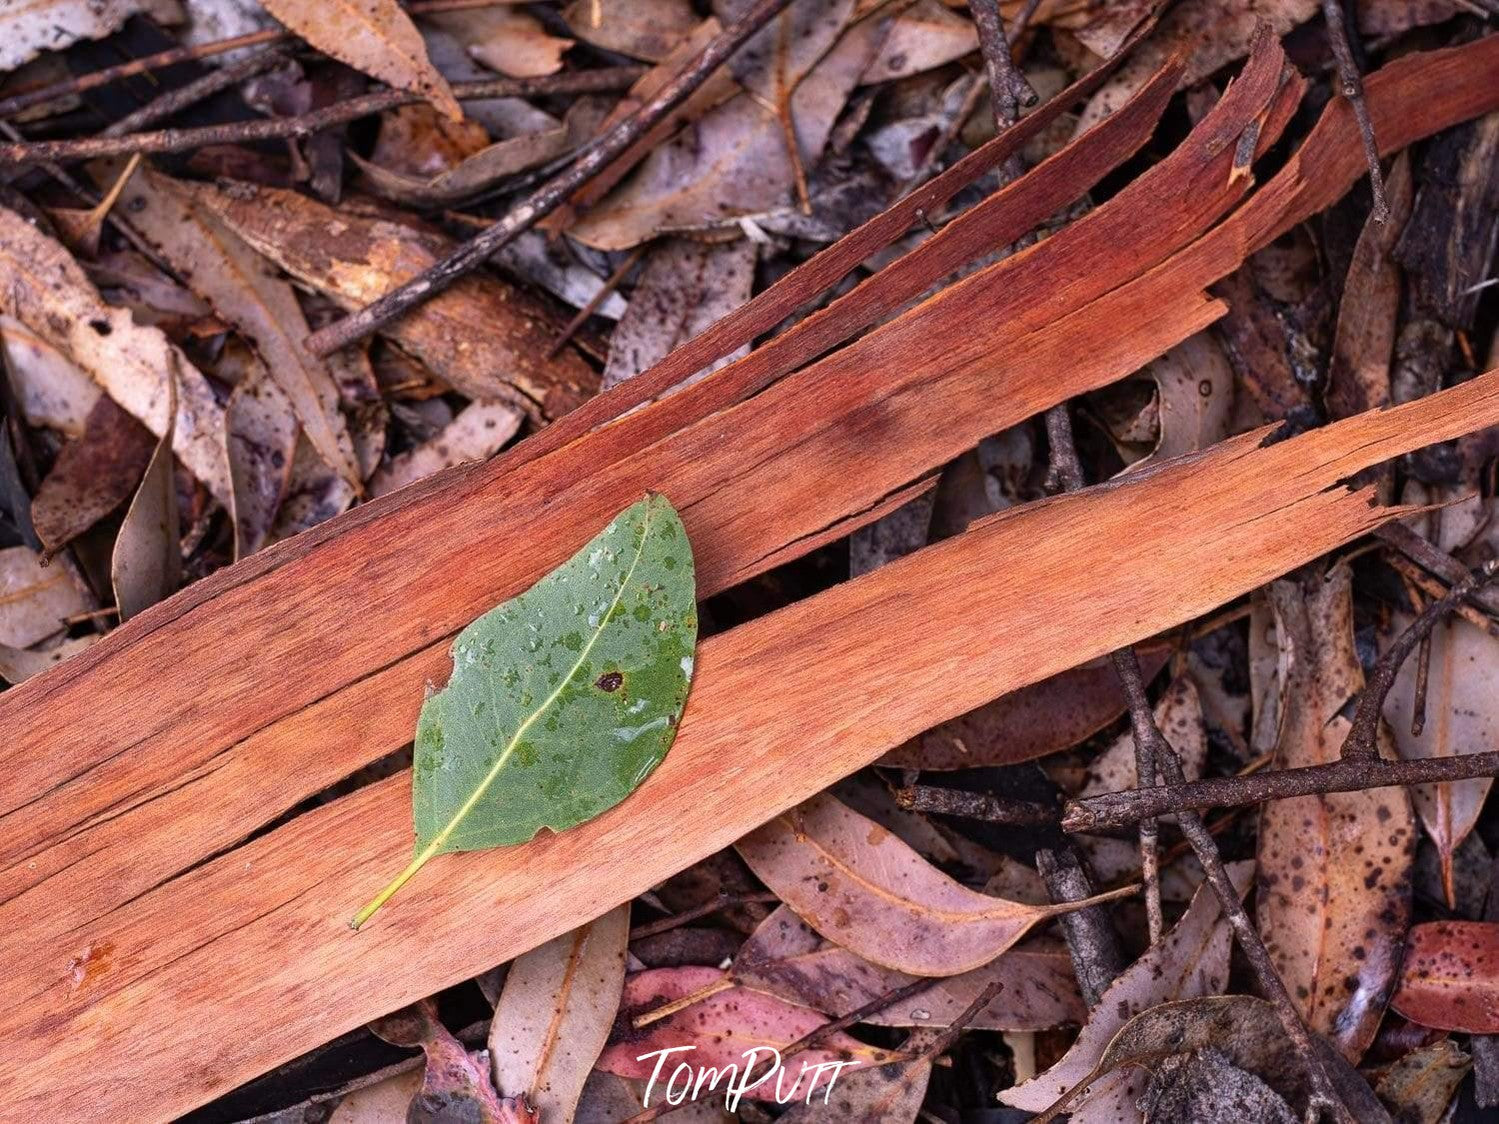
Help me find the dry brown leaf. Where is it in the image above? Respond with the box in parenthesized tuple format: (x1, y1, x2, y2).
(1078, 676, 1206, 799)
(30, 398, 155, 556)
(195, 183, 598, 418)
(1257, 564, 1415, 1062)
(0, 317, 100, 437)
(0, 546, 89, 647)
(1384, 613, 1499, 909)
(859, 0, 974, 85)
(327, 1068, 422, 1122)
(490, 905, 627, 1119)
(735, 904, 1085, 1031)
(0, 207, 230, 504)
(780, 1030, 936, 1123)
(1326, 153, 1414, 420)
(1132, 332, 1235, 466)
(603, 239, 758, 391)
(561, 0, 696, 61)
(573, 1070, 728, 1122)
(569, 9, 872, 249)
(1373, 1039, 1470, 1124)
(1393, 922, 1499, 1033)
(370, 104, 492, 177)
(1000, 864, 1249, 1115)
(736, 793, 1126, 976)
(883, 646, 1170, 770)
(270, 434, 357, 543)
(111, 364, 179, 622)
(260, 0, 462, 119)
(352, 121, 572, 208)
(368, 400, 522, 498)
(0, 634, 97, 686)
(116, 168, 362, 491)
(225, 360, 299, 559)
(423, 7, 571, 79)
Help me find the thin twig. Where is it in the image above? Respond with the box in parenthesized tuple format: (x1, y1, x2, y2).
(1065, 746, 1499, 832)
(1110, 648, 1165, 944)
(1376, 520, 1499, 618)
(1384, 550, 1499, 638)
(101, 47, 289, 138)
(0, 69, 645, 166)
(1341, 561, 1499, 760)
(546, 245, 646, 358)
(304, 0, 797, 357)
(0, 0, 511, 122)
(894, 783, 1057, 825)
(778, 977, 940, 1060)
(627, 890, 779, 941)
(1321, 0, 1387, 220)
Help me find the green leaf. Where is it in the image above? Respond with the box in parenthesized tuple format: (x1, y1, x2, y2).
(353, 493, 697, 928)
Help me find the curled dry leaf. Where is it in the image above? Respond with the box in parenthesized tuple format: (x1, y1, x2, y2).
(111, 364, 179, 622)
(194, 183, 599, 419)
(0, 207, 230, 504)
(1393, 921, 1499, 1034)
(371, 998, 539, 1123)
(115, 167, 362, 492)
(735, 905, 1085, 1031)
(368, 401, 522, 498)
(597, 965, 889, 1098)
(1037, 995, 1389, 1124)
(1383, 614, 1499, 909)
(561, 0, 697, 61)
(882, 646, 1169, 770)
(351, 122, 572, 208)
(260, 0, 462, 120)
(0, 546, 89, 647)
(1000, 864, 1250, 1114)
(602, 239, 758, 391)
(30, 398, 155, 556)
(1372, 1039, 1470, 1124)
(736, 793, 1130, 977)
(225, 360, 299, 559)
(1257, 565, 1415, 1062)
(490, 905, 629, 1120)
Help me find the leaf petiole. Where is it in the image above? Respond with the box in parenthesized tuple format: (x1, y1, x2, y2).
(350, 841, 440, 930)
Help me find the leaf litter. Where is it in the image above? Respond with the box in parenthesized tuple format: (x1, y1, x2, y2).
(0, 2, 1497, 1122)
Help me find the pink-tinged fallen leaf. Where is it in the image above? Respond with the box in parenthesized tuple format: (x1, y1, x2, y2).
(1000, 863, 1250, 1114)
(561, 0, 696, 61)
(1077, 676, 1205, 800)
(1392, 922, 1499, 1034)
(882, 646, 1170, 770)
(422, 7, 571, 79)
(371, 998, 538, 1123)
(780, 1029, 938, 1124)
(490, 905, 628, 1120)
(735, 905, 1085, 1031)
(858, 0, 974, 85)
(737, 794, 1129, 976)
(597, 965, 889, 1103)
(1384, 614, 1499, 910)
(261, 0, 462, 120)
(1257, 564, 1415, 1062)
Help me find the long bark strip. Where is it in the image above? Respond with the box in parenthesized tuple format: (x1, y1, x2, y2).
(4, 371, 1499, 1120)
(0, 42, 1288, 911)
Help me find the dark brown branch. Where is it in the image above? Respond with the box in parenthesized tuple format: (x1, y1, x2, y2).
(1321, 0, 1388, 221)
(1110, 647, 1165, 943)
(778, 976, 941, 1061)
(1043, 403, 1086, 493)
(1341, 560, 1499, 759)
(966, 0, 1038, 130)
(303, 0, 796, 356)
(0, 68, 645, 166)
(1037, 846, 1125, 1008)
(1065, 746, 1499, 832)
(1376, 520, 1499, 618)
(894, 783, 1057, 825)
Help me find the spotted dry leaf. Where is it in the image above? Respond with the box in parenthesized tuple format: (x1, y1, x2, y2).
(1257, 563, 1415, 1062)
